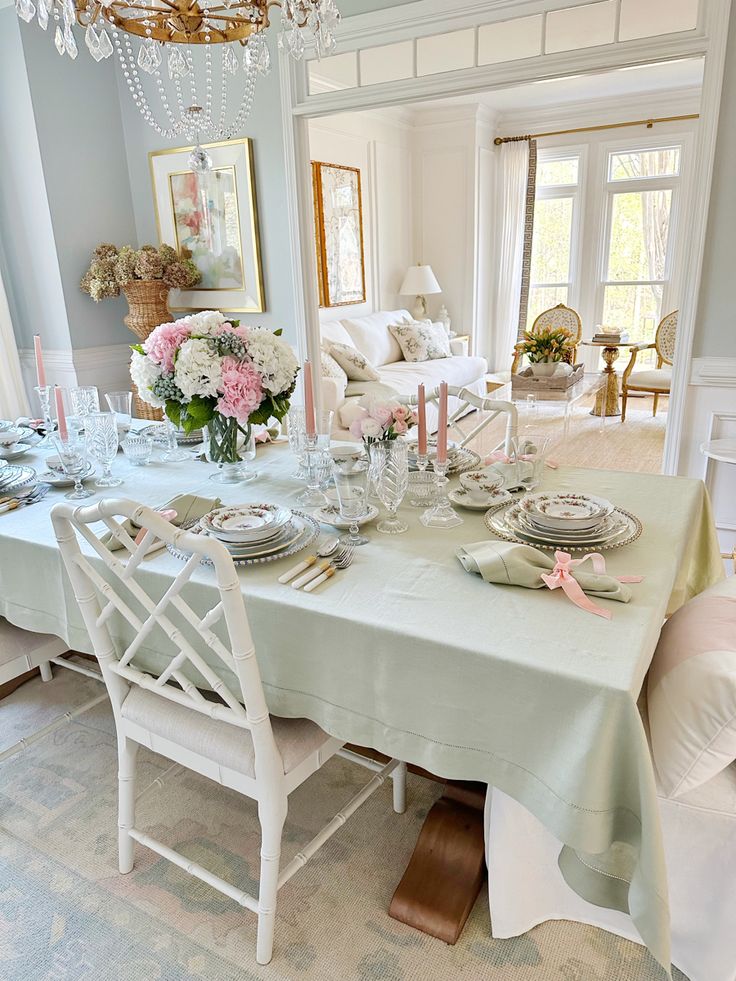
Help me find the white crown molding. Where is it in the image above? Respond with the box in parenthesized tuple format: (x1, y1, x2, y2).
(409, 101, 500, 130)
(494, 86, 702, 139)
(690, 357, 736, 388)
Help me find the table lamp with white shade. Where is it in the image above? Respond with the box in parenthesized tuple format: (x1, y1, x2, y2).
(399, 264, 442, 320)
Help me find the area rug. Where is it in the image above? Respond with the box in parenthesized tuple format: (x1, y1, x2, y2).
(0, 668, 684, 980)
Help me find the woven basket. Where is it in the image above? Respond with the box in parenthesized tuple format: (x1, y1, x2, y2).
(122, 280, 171, 421)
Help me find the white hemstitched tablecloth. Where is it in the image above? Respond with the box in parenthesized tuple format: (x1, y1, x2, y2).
(0, 432, 723, 975)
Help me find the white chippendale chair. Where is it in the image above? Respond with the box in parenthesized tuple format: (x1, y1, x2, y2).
(0, 621, 107, 764)
(405, 386, 518, 456)
(621, 309, 677, 422)
(51, 498, 407, 966)
(511, 303, 583, 375)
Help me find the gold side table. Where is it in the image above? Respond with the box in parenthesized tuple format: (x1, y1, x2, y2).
(581, 340, 638, 417)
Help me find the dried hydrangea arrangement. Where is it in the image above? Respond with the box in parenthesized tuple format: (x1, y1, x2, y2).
(80, 242, 200, 301)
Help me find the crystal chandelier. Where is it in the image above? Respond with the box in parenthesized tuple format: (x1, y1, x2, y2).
(14, 0, 341, 142)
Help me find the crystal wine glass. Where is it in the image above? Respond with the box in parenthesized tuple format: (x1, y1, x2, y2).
(332, 461, 370, 546)
(370, 441, 409, 535)
(52, 435, 93, 500)
(86, 411, 123, 488)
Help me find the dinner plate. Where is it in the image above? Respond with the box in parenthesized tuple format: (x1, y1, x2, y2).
(448, 487, 512, 510)
(514, 508, 628, 545)
(166, 510, 319, 567)
(205, 520, 300, 557)
(519, 492, 614, 531)
(484, 500, 642, 552)
(0, 464, 37, 494)
(138, 424, 203, 446)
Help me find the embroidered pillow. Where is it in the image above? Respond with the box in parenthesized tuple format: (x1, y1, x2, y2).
(328, 342, 381, 382)
(648, 576, 736, 798)
(389, 320, 451, 362)
(320, 346, 348, 387)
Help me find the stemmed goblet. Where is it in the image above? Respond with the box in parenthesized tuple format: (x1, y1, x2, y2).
(86, 411, 123, 488)
(52, 435, 93, 500)
(370, 440, 409, 535)
(332, 461, 370, 546)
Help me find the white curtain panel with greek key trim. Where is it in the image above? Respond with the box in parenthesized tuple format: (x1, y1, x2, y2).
(493, 142, 529, 373)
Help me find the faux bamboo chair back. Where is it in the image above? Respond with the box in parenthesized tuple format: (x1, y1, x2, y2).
(51, 499, 283, 781)
(405, 385, 518, 455)
(654, 310, 678, 365)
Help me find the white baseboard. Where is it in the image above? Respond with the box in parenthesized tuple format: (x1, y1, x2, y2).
(19, 344, 132, 406)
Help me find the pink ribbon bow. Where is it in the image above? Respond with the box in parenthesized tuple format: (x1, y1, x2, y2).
(540, 550, 643, 620)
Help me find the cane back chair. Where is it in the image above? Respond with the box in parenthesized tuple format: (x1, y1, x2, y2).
(621, 310, 677, 422)
(511, 303, 583, 375)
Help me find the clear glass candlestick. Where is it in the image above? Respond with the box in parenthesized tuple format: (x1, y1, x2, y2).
(296, 436, 330, 507)
(416, 451, 429, 473)
(420, 459, 463, 529)
(34, 385, 56, 445)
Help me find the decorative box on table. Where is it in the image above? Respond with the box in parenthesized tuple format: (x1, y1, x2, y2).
(511, 363, 584, 396)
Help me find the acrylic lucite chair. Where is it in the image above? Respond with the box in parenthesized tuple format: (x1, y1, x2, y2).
(51, 498, 407, 966)
(511, 303, 583, 375)
(405, 385, 518, 456)
(0, 620, 107, 764)
(621, 310, 677, 422)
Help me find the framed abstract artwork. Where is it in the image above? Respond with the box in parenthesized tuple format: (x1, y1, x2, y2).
(149, 138, 265, 313)
(312, 161, 366, 308)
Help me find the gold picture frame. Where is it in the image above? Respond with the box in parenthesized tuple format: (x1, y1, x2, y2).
(312, 161, 366, 308)
(149, 138, 265, 313)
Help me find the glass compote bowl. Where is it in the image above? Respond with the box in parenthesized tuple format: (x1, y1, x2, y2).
(370, 440, 409, 534)
(85, 411, 123, 488)
(52, 435, 93, 500)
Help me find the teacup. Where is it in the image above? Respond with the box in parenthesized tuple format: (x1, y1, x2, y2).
(460, 471, 503, 501)
(0, 429, 24, 447)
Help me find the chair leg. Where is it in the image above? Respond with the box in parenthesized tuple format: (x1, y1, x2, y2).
(118, 737, 139, 874)
(652, 393, 659, 417)
(620, 389, 628, 423)
(39, 661, 53, 682)
(392, 761, 407, 814)
(256, 800, 287, 966)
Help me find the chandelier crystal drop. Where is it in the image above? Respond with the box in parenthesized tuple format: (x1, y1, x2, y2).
(16, 0, 341, 141)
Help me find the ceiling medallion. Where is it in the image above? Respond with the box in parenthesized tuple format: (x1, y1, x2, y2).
(15, 0, 340, 141)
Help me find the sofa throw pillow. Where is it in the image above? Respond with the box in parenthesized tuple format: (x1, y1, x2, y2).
(328, 342, 381, 382)
(648, 576, 736, 799)
(320, 346, 348, 387)
(389, 320, 451, 362)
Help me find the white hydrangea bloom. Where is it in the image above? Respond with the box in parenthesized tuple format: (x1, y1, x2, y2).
(190, 310, 226, 337)
(174, 338, 223, 400)
(130, 351, 165, 408)
(246, 329, 299, 395)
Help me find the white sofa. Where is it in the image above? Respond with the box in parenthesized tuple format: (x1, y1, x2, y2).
(320, 309, 488, 438)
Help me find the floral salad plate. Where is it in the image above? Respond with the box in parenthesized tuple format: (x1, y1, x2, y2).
(520, 492, 614, 531)
(203, 503, 293, 543)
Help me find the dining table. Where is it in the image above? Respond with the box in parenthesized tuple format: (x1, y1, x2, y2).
(0, 426, 724, 977)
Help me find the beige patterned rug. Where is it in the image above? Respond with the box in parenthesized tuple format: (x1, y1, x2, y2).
(0, 667, 683, 981)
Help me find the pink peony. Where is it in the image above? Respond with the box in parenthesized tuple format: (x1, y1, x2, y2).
(370, 404, 393, 427)
(143, 318, 192, 372)
(216, 356, 263, 424)
(392, 406, 407, 422)
(393, 419, 408, 435)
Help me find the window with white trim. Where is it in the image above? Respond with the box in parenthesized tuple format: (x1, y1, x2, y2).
(527, 149, 582, 328)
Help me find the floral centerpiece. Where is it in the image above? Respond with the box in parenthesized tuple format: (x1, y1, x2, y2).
(80, 243, 200, 301)
(131, 310, 298, 479)
(349, 399, 418, 445)
(520, 326, 573, 363)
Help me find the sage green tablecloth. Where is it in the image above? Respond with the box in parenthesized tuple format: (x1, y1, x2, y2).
(0, 434, 723, 974)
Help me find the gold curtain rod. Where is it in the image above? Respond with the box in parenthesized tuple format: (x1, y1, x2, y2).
(493, 113, 699, 145)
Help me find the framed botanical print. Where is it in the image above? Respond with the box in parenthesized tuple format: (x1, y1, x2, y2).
(312, 161, 366, 308)
(150, 138, 265, 313)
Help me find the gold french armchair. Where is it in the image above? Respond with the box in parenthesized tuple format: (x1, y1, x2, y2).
(511, 303, 583, 374)
(621, 310, 677, 422)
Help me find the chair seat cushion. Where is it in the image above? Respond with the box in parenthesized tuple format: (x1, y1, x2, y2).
(121, 688, 333, 777)
(626, 367, 672, 390)
(648, 576, 736, 799)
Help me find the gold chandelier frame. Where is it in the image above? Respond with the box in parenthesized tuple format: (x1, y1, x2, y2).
(74, 0, 299, 45)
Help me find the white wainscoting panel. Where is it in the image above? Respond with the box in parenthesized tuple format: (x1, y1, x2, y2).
(18, 344, 132, 415)
(619, 0, 699, 42)
(546, 1, 618, 53)
(477, 15, 543, 66)
(360, 42, 414, 87)
(416, 28, 475, 77)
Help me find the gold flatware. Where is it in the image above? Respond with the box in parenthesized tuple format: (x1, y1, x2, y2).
(278, 537, 338, 584)
(303, 546, 354, 592)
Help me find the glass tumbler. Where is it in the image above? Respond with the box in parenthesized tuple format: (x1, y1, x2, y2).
(105, 391, 133, 432)
(511, 433, 551, 491)
(86, 411, 123, 488)
(70, 386, 100, 421)
(332, 461, 370, 546)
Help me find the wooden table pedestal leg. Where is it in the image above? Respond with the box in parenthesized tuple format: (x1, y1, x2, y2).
(591, 345, 622, 417)
(389, 781, 486, 944)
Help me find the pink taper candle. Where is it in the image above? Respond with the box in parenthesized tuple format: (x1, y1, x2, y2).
(303, 359, 316, 438)
(34, 335, 46, 388)
(417, 383, 427, 456)
(436, 381, 448, 464)
(54, 386, 68, 442)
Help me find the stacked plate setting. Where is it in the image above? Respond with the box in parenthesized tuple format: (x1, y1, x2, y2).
(0, 463, 38, 498)
(486, 491, 641, 551)
(190, 503, 319, 563)
(405, 439, 480, 475)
